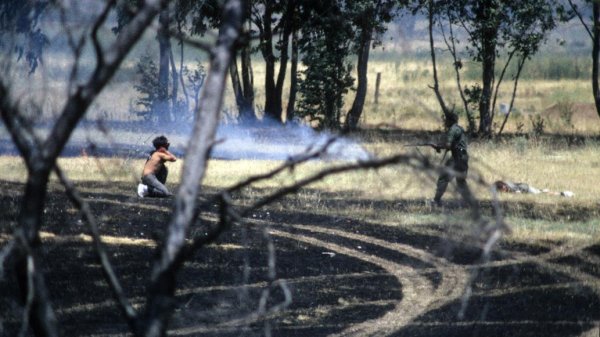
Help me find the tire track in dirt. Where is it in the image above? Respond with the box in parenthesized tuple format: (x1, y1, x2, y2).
(270, 222, 470, 337)
(481, 242, 600, 295)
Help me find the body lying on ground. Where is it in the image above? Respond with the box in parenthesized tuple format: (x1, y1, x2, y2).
(493, 180, 574, 197)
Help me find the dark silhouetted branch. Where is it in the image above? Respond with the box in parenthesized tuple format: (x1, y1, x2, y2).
(53, 165, 138, 325)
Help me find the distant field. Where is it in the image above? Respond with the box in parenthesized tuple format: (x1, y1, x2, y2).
(3, 18, 600, 337)
(8, 40, 600, 135)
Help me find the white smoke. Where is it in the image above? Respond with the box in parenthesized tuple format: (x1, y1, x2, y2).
(0, 118, 372, 162)
(212, 120, 372, 161)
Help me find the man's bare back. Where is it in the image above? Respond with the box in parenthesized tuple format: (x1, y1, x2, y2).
(138, 136, 177, 198)
(142, 148, 176, 177)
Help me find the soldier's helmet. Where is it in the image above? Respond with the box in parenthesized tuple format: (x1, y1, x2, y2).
(444, 111, 458, 128)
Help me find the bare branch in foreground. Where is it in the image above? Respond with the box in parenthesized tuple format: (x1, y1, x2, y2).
(240, 153, 422, 218)
(17, 255, 35, 337)
(0, 1, 168, 335)
(140, 1, 244, 336)
(226, 137, 338, 194)
(53, 165, 138, 325)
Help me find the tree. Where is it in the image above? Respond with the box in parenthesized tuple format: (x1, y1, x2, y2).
(0, 0, 244, 335)
(115, 0, 185, 124)
(0, 0, 49, 74)
(230, 0, 257, 122)
(558, 0, 600, 119)
(296, 0, 355, 130)
(345, 0, 398, 131)
(181, 0, 258, 123)
(0, 2, 492, 335)
(249, 0, 299, 123)
(421, 0, 556, 137)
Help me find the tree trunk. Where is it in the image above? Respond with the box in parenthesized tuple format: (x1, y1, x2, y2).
(240, 34, 256, 121)
(273, 0, 295, 123)
(479, 44, 495, 136)
(593, 3, 600, 118)
(286, 27, 299, 122)
(345, 25, 372, 131)
(139, 1, 243, 335)
(477, 6, 498, 137)
(230, 53, 254, 122)
(427, 0, 450, 117)
(157, 8, 171, 123)
(15, 171, 59, 337)
(260, 1, 280, 122)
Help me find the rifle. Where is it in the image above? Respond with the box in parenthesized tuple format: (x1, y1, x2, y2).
(405, 142, 448, 164)
(404, 142, 440, 151)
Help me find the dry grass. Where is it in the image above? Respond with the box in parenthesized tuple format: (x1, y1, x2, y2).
(1, 132, 598, 245)
(14, 53, 600, 134)
(3, 52, 600, 251)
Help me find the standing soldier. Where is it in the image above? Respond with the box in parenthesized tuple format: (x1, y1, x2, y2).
(432, 112, 473, 207)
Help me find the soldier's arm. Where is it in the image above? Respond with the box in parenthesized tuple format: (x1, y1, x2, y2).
(436, 127, 457, 151)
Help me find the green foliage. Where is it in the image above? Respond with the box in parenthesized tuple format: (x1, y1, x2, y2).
(133, 54, 162, 121)
(440, 0, 556, 61)
(296, 1, 355, 130)
(0, 0, 49, 74)
(297, 35, 354, 129)
(463, 84, 481, 133)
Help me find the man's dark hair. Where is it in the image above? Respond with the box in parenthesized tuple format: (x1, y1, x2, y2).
(152, 135, 169, 149)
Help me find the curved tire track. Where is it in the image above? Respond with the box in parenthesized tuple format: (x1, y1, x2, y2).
(270, 223, 470, 337)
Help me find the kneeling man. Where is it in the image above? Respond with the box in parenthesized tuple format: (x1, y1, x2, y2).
(138, 135, 177, 198)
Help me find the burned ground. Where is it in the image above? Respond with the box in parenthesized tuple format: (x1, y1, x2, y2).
(1, 179, 599, 337)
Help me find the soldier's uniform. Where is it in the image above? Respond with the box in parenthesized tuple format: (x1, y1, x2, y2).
(433, 123, 470, 205)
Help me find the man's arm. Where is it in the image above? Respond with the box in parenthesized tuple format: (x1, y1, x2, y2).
(157, 148, 177, 162)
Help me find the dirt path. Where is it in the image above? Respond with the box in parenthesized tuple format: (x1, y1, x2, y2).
(272, 223, 470, 337)
(2, 180, 600, 336)
(249, 215, 600, 337)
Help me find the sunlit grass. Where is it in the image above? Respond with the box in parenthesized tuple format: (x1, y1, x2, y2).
(12, 51, 600, 135)
(3, 51, 600, 248)
(1, 132, 599, 246)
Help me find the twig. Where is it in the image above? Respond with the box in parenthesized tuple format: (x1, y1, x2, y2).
(53, 165, 137, 324)
(497, 53, 527, 136)
(567, 0, 593, 40)
(90, 0, 116, 68)
(168, 28, 213, 52)
(18, 255, 35, 337)
(240, 153, 420, 217)
(226, 137, 338, 194)
(490, 48, 516, 124)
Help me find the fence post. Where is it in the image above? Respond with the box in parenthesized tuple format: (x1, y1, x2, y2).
(374, 72, 381, 105)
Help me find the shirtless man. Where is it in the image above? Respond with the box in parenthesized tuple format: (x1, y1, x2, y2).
(138, 136, 177, 198)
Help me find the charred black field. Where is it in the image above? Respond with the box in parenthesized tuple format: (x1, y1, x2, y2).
(2, 1, 600, 335)
(1, 170, 599, 336)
